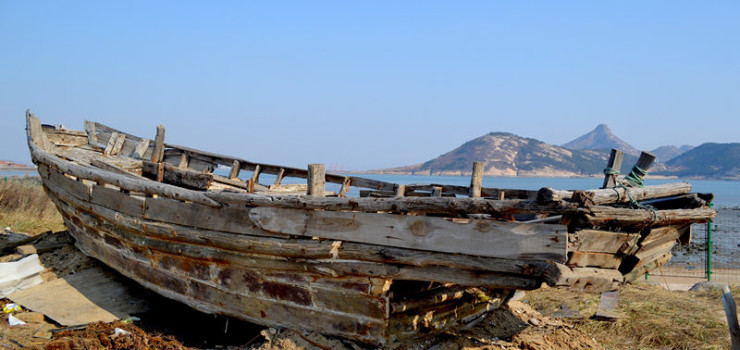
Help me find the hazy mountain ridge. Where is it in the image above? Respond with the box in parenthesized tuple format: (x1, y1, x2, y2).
(372, 124, 736, 179)
(376, 132, 638, 177)
(658, 143, 740, 180)
(561, 124, 640, 156)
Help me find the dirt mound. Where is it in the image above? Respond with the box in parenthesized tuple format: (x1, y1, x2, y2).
(249, 301, 602, 350)
(45, 321, 193, 350)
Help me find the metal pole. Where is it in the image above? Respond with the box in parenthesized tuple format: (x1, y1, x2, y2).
(707, 202, 713, 281)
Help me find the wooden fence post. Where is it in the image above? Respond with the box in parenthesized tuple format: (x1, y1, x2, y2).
(722, 286, 740, 350)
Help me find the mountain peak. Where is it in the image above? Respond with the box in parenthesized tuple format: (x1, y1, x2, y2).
(562, 124, 640, 156)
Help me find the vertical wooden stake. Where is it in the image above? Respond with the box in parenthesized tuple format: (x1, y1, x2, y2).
(339, 176, 351, 197)
(151, 125, 165, 163)
(431, 186, 442, 197)
(274, 168, 285, 186)
(623, 151, 657, 187)
(469, 161, 485, 198)
(228, 160, 241, 179)
(307, 164, 326, 197)
(133, 139, 150, 159)
(723, 286, 740, 350)
(601, 149, 624, 189)
(498, 191, 505, 200)
(395, 184, 406, 197)
(177, 152, 189, 168)
(84, 121, 97, 146)
(249, 165, 261, 193)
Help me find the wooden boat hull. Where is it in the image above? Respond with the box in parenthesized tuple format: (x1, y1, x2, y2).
(25, 111, 716, 345)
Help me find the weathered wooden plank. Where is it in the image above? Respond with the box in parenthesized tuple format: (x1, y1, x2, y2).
(538, 182, 693, 205)
(544, 263, 622, 293)
(89, 159, 143, 178)
(207, 191, 581, 216)
(469, 162, 485, 198)
(142, 160, 213, 190)
(567, 251, 622, 269)
(144, 196, 253, 234)
(45, 129, 88, 147)
(30, 142, 220, 206)
(151, 125, 165, 163)
(640, 226, 680, 246)
(26, 111, 53, 151)
(103, 132, 126, 156)
(132, 138, 150, 159)
(84, 120, 98, 145)
(721, 286, 740, 350)
(569, 229, 640, 254)
(90, 184, 145, 217)
(268, 184, 307, 193)
(602, 149, 624, 189)
(622, 252, 671, 282)
(249, 207, 566, 262)
(585, 206, 715, 227)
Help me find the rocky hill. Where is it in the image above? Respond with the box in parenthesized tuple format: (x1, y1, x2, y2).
(657, 143, 740, 180)
(650, 145, 694, 163)
(561, 124, 640, 156)
(376, 132, 637, 176)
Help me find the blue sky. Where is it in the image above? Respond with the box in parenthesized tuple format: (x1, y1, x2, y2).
(2, 2, 738, 170)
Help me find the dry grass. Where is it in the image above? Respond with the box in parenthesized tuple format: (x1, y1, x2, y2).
(527, 283, 736, 350)
(0, 176, 65, 234)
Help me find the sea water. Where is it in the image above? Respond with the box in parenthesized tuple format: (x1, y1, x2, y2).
(8, 168, 740, 207)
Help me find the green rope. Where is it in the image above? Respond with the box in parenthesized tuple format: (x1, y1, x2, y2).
(603, 167, 620, 176)
(623, 165, 648, 187)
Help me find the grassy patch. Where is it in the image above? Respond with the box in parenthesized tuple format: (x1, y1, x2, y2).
(0, 176, 65, 234)
(527, 284, 734, 350)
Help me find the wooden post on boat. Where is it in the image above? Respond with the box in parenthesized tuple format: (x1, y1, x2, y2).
(274, 168, 285, 185)
(431, 186, 443, 197)
(470, 161, 485, 198)
(623, 151, 656, 187)
(151, 125, 165, 163)
(601, 149, 624, 189)
(84, 121, 97, 146)
(395, 184, 406, 197)
(228, 160, 241, 179)
(307, 164, 326, 197)
(249, 165, 261, 193)
(339, 176, 351, 197)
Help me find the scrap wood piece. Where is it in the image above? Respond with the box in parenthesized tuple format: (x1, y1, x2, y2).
(0, 254, 45, 297)
(8, 266, 151, 326)
(537, 182, 693, 206)
(593, 290, 619, 321)
(544, 263, 623, 293)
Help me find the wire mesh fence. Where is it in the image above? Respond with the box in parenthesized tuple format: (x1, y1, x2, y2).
(649, 207, 740, 284)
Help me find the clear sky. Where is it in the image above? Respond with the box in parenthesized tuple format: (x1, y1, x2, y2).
(2, 1, 738, 170)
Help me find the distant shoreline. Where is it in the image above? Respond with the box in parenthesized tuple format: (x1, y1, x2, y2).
(346, 171, 681, 180)
(0, 166, 36, 172)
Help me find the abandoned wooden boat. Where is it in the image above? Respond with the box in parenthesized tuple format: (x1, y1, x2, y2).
(25, 110, 715, 346)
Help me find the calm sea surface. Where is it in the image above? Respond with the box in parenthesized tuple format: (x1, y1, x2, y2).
(5, 169, 739, 207)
